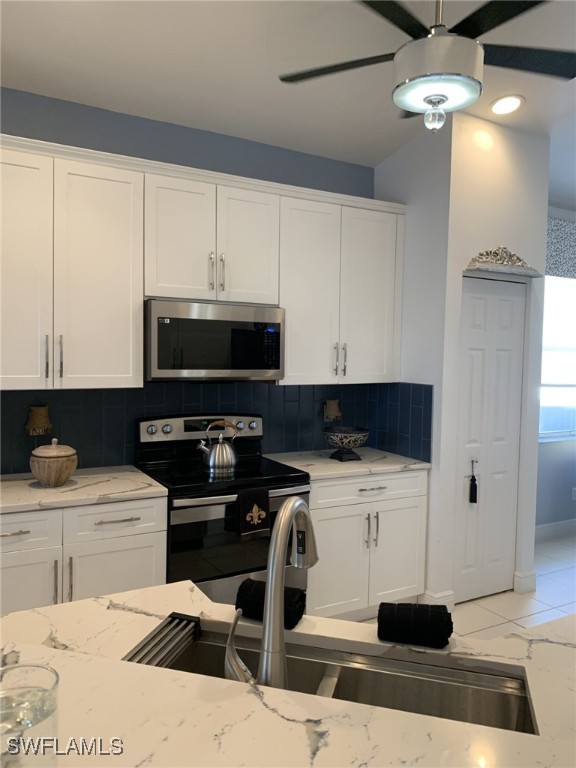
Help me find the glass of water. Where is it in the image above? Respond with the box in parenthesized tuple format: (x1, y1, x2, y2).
(0, 664, 59, 761)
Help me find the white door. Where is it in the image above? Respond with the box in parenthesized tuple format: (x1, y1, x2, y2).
(454, 277, 526, 602)
(339, 207, 399, 383)
(279, 197, 341, 385)
(1, 548, 62, 614)
(216, 186, 279, 304)
(54, 159, 144, 388)
(145, 174, 216, 300)
(0, 150, 54, 389)
(306, 504, 370, 617)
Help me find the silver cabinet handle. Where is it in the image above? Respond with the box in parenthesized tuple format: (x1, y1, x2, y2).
(219, 253, 225, 291)
(0, 529, 31, 538)
(94, 516, 141, 526)
(342, 343, 348, 376)
(358, 486, 388, 493)
(53, 559, 59, 605)
(45, 334, 50, 379)
(59, 334, 64, 378)
(68, 556, 73, 602)
(373, 511, 380, 547)
(334, 343, 340, 376)
(208, 252, 215, 291)
(365, 513, 371, 548)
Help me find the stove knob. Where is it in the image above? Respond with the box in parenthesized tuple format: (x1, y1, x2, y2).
(248, 420, 258, 430)
(162, 424, 173, 434)
(147, 425, 158, 435)
(235, 421, 245, 431)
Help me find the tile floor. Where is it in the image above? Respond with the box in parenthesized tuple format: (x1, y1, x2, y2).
(452, 528, 576, 640)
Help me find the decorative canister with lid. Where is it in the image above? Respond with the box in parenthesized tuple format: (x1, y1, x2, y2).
(30, 438, 78, 487)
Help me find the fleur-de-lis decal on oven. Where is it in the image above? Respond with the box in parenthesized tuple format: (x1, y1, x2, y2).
(246, 504, 267, 526)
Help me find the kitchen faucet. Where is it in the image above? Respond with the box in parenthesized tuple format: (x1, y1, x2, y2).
(224, 495, 318, 689)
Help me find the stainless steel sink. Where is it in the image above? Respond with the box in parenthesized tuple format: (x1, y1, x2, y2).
(169, 630, 537, 734)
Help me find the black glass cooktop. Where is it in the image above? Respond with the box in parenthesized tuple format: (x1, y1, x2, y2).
(137, 457, 309, 499)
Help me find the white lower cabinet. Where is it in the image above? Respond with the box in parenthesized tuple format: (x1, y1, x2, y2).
(0, 498, 166, 615)
(306, 472, 427, 618)
(62, 533, 166, 602)
(1, 548, 63, 615)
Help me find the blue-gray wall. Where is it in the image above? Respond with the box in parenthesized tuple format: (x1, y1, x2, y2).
(0, 88, 373, 197)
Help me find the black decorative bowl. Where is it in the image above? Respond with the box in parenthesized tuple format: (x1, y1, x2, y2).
(322, 426, 369, 461)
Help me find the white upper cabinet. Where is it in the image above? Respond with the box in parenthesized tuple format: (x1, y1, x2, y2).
(145, 175, 280, 305)
(0, 149, 54, 389)
(1, 151, 144, 390)
(54, 160, 144, 388)
(279, 197, 341, 385)
(339, 207, 400, 384)
(280, 198, 402, 385)
(145, 176, 216, 300)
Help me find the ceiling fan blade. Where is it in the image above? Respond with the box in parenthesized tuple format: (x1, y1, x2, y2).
(399, 110, 419, 119)
(484, 44, 576, 79)
(279, 52, 395, 83)
(449, 1, 546, 39)
(361, 1, 429, 40)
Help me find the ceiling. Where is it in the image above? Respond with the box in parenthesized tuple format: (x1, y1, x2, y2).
(1, 0, 575, 209)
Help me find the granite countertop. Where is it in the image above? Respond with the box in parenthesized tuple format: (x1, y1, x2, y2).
(0, 466, 167, 514)
(1, 582, 574, 767)
(266, 447, 430, 480)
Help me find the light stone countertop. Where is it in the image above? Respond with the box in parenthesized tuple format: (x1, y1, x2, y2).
(266, 447, 430, 480)
(1, 581, 575, 767)
(0, 466, 167, 514)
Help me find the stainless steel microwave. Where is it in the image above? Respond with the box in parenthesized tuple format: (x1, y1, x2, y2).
(145, 299, 285, 381)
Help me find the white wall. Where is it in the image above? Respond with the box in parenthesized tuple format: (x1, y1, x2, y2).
(374, 113, 549, 604)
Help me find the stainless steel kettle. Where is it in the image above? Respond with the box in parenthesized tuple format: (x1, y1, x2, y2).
(197, 420, 238, 473)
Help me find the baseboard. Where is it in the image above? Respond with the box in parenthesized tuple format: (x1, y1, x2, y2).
(419, 590, 456, 612)
(535, 518, 576, 545)
(514, 570, 537, 594)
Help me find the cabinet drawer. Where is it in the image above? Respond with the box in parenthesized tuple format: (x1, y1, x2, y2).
(310, 471, 427, 509)
(63, 498, 167, 543)
(0, 509, 62, 552)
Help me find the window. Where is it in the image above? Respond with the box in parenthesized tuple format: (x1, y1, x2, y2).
(539, 276, 576, 440)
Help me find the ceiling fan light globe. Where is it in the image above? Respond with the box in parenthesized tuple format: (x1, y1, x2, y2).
(392, 33, 483, 114)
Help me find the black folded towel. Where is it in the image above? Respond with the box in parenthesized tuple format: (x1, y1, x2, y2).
(225, 488, 270, 537)
(235, 578, 306, 630)
(377, 602, 453, 649)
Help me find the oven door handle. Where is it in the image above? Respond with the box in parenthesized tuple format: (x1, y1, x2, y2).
(269, 485, 311, 497)
(172, 495, 238, 508)
(171, 485, 310, 509)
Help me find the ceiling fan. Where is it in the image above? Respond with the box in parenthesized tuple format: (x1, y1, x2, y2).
(279, 0, 576, 131)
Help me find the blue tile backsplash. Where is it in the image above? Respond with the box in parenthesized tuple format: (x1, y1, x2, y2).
(1, 383, 432, 474)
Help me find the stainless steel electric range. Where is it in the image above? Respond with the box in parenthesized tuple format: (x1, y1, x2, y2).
(135, 413, 310, 604)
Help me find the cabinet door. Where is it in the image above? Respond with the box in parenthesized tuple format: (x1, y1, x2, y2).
(306, 504, 370, 617)
(145, 174, 216, 300)
(53, 160, 144, 388)
(63, 531, 166, 602)
(216, 186, 279, 304)
(1, 548, 62, 615)
(0, 150, 53, 390)
(279, 197, 341, 385)
(339, 207, 399, 383)
(368, 496, 426, 605)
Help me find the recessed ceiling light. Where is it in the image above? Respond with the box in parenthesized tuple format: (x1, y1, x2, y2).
(491, 95, 525, 115)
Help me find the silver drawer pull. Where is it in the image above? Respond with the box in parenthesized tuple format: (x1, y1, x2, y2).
(358, 486, 387, 493)
(0, 529, 31, 538)
(94, 516, 141, 526)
